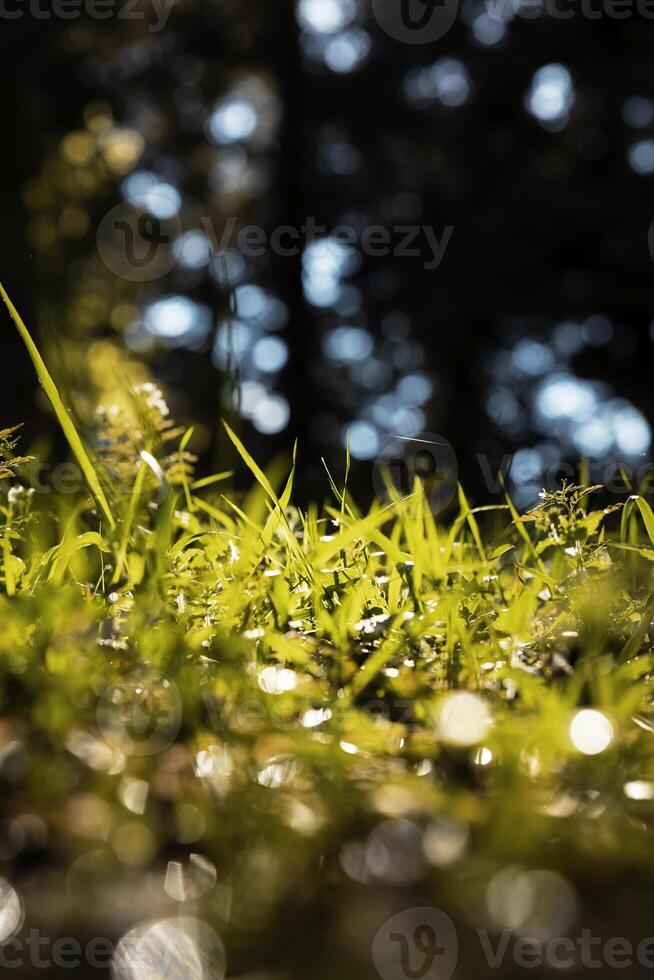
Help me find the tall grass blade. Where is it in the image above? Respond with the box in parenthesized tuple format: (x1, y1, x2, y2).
(0, 283, 116, 530)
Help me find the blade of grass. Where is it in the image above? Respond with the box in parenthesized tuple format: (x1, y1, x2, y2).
(621, 495, 654, 549)
(223, 421, 311, 575)
(620, 594, 654, 662)
(0, 283, 115, 530)
(500, 472, 549, 578)
(1, 539, 15, 596)
(457, 484, 487, 562)
(112, 456, 148, 584)
(223, 420, 278, 504)
(191, 472, 234, 490)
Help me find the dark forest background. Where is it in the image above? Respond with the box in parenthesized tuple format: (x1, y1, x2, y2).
(1, 0, 653, 507)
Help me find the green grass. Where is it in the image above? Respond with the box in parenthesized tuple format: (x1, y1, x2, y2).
(2, 287, 654, 974)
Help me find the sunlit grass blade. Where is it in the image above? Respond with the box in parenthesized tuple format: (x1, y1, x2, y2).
(0, 283, 116, 530)
(313, 499, 402, 567)
(223, 421, 311, 574)
(223, 419, 278, 505)
(621, 494, 654, 549)
(620, 593, 654, 662)
(191, 472, 234, 490)
(1, 539, 16, 596)
(500, 472, 549, 578)
(112, 456, 148, 584)
(457, 484, 486, 562)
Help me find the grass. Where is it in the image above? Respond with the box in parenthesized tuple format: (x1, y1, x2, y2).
(2, 287, 654, 975)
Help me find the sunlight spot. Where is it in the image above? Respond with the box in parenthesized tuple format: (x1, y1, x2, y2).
(570, 709, 614, 755)
(324, 29, 371, 73)
(212, 320, 252, 368)
(210, 248, 246, 286)
(302, 707, 332, 728)
(526, 64, 574, 129)
(112, 917, 225, 980)
(238, 380, 267, 418)
(390, 406, 425, 437)
(253, 336, 289, 373)
(536, 374, 597, 422)
(487, 867, 578, 941)
(345, 420, 380, 459)
(437, 693, 491, 746)
(512, 339, 554, 376)
(574, 418, 613, 457)
(0, 880, 23, 943)
(340, 740, 359, 754)
(396, 373, 433, 406)
(471, 11, 506, 45)
(173, 231, 212, 269)
(297, 0, 356, 34)
(611, 404, 651, 455)
(207, 99, 258, 144)
(423, 818, 469, 867)
(122, 171, 181, 219)
(144, 296, 212, 348)
(257, 757, 298, 788)
(258, 666, 298, 695)
(235, 284, 267, 320)
(251, 394, 290, 434)
(405, 58, 471, 108)
(119, 778, 149, 816)
(304, 238, 359, 307)
(164, 854, 217, 902)
(624, 780, 654, 800)
(323, 326, 373, 363)
(629, 139, 654, 174)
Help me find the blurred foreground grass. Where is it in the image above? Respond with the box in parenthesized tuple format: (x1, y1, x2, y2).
(2, 288, 654, 977)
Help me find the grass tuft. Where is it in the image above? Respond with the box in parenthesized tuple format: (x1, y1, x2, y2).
(0, 313, 654, 968)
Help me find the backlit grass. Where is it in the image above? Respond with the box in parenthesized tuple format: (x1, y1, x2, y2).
(2, 287, 654, 976)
